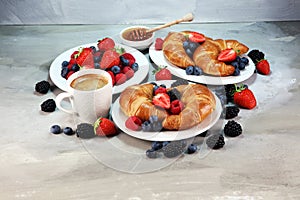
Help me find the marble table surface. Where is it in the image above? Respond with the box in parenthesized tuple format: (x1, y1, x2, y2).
(0, 22, 299, 200)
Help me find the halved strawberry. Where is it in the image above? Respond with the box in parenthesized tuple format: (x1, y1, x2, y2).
(187, 31, 205, 43)
(125, 116, 143, 131)
(154, 87, 167, 95)
(100, 49, 120, 69)
(218, 48, 237, 63)
(75, 47, 94, 68)
(170, 100, 184, 115)
(152, 93, 170, 109)
(97, 37, 115, 51)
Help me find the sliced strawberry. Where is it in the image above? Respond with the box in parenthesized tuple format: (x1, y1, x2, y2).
(94, 117, 117, 136)
(115, 73, 127, 85)
(218, 48, 237, 63)
(70, 51, 79, 59)
(187, 31, 205, 43)
(256, 59, 270, 75)
(170, 100, 184, 115)
(125, 116, 143, 131)
(153, 66, 172, 81)
(97, 37, 115, 51)
(122, 66, 135, 79)
(121, 53, 136, 66)
(152, 93, 170, 109)
(100, 50, 120, 69)
(233, 85, 256, 109)
(75, 47, 94, 68)
(154, 87, 167, 95)
(155, 38, 164, 50)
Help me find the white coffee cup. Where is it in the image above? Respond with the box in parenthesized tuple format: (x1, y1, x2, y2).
(55, 69, 113, 124)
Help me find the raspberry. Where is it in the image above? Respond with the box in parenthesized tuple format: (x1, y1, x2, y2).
(76, 123, 95, 139)
(162, 140, 187, 158)
(40, 99, 56, 112)
(225, 105, 240, 119)
(35, 80, 50, 94)
(206, 134, 225, 150)
(171, 79, 189, 87)
(224, 120, 242, 137)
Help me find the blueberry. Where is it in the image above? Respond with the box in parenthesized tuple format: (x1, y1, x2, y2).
(111, 65, 121, 74)
(149, 115, 159, 123)
(120, 56, 129, 66)
(61, 61, 69, 68)
(90, 46, 96, 53)
(240, 57, 249, 65)
(71, 64, 80, 72)
(189, 42, 198, 52)
(142, 121, 152, 132)
(162, 141, 170, 147)
(236, 56, 241, 64)
(159, 84, 166, 88)
(131, 62, 139, 72)
(233, 68, 240, 76)
(238, 62, 246, 70)
(186, 48, 193, 58)
(94, 63, 100, 69)
(231, 61, 239, 69)
(153, 85, 159, 93)
(94, 56, 101, 63)
(183, 41, 189, 49)
(150, 82, 157, 86)
(193, 66, 203, 76)
(187, 144, 197, 154)
(146, 149, 159, 158)
(61, 67, 69, 78)
(186, 66, 194, 75)
(151, 122, 163, 132)
(151, 141, 163, 151)
(63, 127, 74, 136)
(50, 125, 61, 134)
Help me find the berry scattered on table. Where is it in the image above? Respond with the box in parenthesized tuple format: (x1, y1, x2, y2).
(153, 66, 172, 81)
(151, 141, 163, 151)
(94, 117, 118, 136)
(233, 84, 256, 109)
(256, 59, 270, 75)
(186, 144, 198, 154)
(40, 99, 56, 112)
(225, 105, 240, 119)
(206, 134, 225, 150)
(50, 125, 62, 134)
(63, 127, 74, 136)
(162, 140, 187, 158)
(35, 80, 50, 94)
(224, 120, 243, 137)
(248, 49, 265, 64)
(76, 123, 96, 139)
(146, 149, 159, 158)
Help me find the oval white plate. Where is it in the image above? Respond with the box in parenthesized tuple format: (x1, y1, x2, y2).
(149, 43, 255, 85)
(49, 43, 149, 94)
(111, 80, 222, 141)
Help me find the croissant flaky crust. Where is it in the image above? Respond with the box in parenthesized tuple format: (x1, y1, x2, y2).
(119, 83, 216, 130)
(162, 31, 249, 76)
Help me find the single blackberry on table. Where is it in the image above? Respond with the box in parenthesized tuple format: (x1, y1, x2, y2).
(63, 127, 74, 136)
(171, 79, 189, 87)
(206, 134, 225, 150)
(35, 80, 50, 94)
(76, 123, 96, 139)
(40, 99, 56, 112)
(50, 125, 62, 134)
(225, 105, 240, 119)
(248, 49, 264, 64)
(225, 84, 236, 103)
(224, 120, 242, 137)
(167, 88, 181, 102)
(162, 140, 187, 158)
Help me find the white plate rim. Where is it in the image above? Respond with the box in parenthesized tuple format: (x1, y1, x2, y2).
(49, 43, 150, 94)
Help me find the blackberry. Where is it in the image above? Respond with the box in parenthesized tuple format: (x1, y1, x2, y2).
(224, 120, 242, 137)
(225, 84, 235, 103)
(248, 49, 264, 64)
(35, 80, 50, 94)
(167, 88, 181, 102)
(225, 105, 240, 119)
(162, 140, 187, 158)
(63, 127, 74, 136)
(76, 123, 96, 139)
(171, 79, 189, 87)
(197, 130, 208, 137)
(206, 134, 225, 150)
(40, 99, 56, 112)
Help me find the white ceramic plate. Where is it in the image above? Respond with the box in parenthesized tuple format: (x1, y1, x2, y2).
(49, 43, 149, 94)
(111, 80, 222, 141)
(149, 44, 255, 85)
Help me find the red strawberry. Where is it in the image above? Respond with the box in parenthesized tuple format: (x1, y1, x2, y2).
(75, 47, 94, 68)
(153, 66, 172, 81)
(94, 117, 117, 136)
(107, 70, 116, 86)
(170, 100, 184, 115)
(121, 53, 136, 66)
(70, 51, 79, 59)
(218, 48, 237, 63)
(152, 93, 170, 109)
(100, 50, 120, 69)
(122, 66, 135, 79)
(256, 59, 270, 75)
(186, 31, 205, 43)
(155, 38, 164, 50)
(66, 71, 75, 79)
(97, 37, 115, 51)
(125, 116, 143, 131)
(233, 85, 256, 109)
(154, 87, 167, 95)
(115, 73, 127, 85)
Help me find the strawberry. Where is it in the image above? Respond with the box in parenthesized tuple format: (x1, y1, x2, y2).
(115, 73, 127, 85)
(256, 59, 270, 75)
(125, 116, 143, 131)
(170, 100, 184, 115)
(186, 31, 205, 43)
(155, 38, 164, 50)
(153, 66, 172, 81)
(97, 37, 115, 51)
(152, 93, 170, 109)
(122, 66, 135, 79)
(66, 71, 75, 79)
(94, 117, 117, 136)
(121, 53, 136, 66)
(218, 48, 237, 63)
(70, 51, 79, 59)
(154, 87, 167, 95)
(107, 70, 116, 86)
(75, 47, 94, 68)
(233, 85, 256, 109)
(100, 49, 120, 69)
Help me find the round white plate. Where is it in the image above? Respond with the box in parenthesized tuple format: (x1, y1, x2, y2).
(111, 80, 222, 141)
(149, 43, 255, 85)
(49, 43, 149, 94)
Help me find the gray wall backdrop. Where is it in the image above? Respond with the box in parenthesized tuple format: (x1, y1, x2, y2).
(0, 0, 299, 24)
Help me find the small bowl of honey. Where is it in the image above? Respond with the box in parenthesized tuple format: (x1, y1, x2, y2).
(120, 26, 155, 50)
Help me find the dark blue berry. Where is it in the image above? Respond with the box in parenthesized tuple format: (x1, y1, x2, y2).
(50, 125, 61, 134)
(151, 141, 163, 151)
(186, 66, 194, 75)
(193, 66, 203, 76)
(236, 56, 241, 64)
(151, 122, 163, 132)
(90, 46, 96, 53)
(94, 63, 100, 69)
(183, 41, 189, 49)
(94, 56, 101, 63)
(150, 82, 157, 86)
(61, 61, 69, 68)
(61, 67, 69, 78)
(63, 127, 74, 136)
(233, 68, 240, 76)
(71, 64, 80, 72)
(142, 121, 152, 132)
(131, 62, 139, 72)
(189, 42, 198, 52)
(160, 84, 166, 88)
(187, 144, 197, 154)
(111, 65, 121, 74)
(149, 115, 158, 124)
(120, 56, 130, 66)
(238, 62, 246, 70)
(231, 61, 239, 69)
(240, 57, 249, 65)
(146, 149, 159, 158)
(153, 85, 159, 94)
(162, 141, 170, 147)
(186, 48, 193, 58)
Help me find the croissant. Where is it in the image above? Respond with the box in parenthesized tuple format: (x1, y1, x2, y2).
(193, 38, 249, 76)
(119, 83, 216, 130)
(162, 32, 195, 68)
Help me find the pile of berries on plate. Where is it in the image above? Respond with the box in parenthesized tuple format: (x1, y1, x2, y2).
(60, 37, 139, 85)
